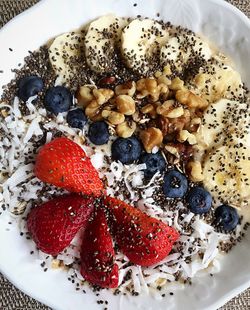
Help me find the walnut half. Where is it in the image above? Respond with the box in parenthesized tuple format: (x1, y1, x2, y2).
(116, 121, 136, 138)
(176, 89, 208, 110)
(140, 127, 163, 153)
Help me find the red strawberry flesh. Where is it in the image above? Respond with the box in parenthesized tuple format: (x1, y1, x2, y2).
(27, 194, 96, 256)
(34, 137, 104, 196)
(104, 196, 179, 267)
(81, 208, 118, 288)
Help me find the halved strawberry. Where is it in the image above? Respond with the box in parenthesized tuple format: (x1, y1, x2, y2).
(81, 208, 118, 288)
(27, 194, 96, 256)
(104, 196, 179, 267)
(34, 137, 104, 196)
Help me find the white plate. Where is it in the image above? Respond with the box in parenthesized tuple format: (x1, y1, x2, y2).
(0, 0, 250, 309)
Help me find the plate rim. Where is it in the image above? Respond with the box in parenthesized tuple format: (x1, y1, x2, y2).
(0, 0, 250, 309)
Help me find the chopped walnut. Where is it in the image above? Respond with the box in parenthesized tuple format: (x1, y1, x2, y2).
(157, 107, 191, 138)
(157, 116, 170, 136)
(116, 121, 136, 138)
(178, 130, 197, 145)
(167, 107, 184, 118)
(169, 77, 185, 91)
(51, 259, 61, 269)
(157, 75, 171, 87)
(165, 143, 193, 164)
(186, 161, 204, 182)
(132, 110, 141, 123)
(141, 103, 159, 119)
(140, 127, 163, 153)
(189, 117, 201, 132)
(156, 100, 174, 117)
(164, 144, 180, 164)
(141, 104, 155, 114)
(176, 89, 208, 109)
(77, 86, 94, 107)
(85, 99, 103, 121)
(116, 95, 135, 115)
(93, 88, 114, 105)
(115, 81, 136, 97)
(163, 64, 172, 76)
(102, 110, 125, 125)
(136, 78, 159, 102)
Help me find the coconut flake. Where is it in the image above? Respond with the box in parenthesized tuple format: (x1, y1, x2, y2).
(90, 152, 105, 170)
(202, 232, 219, 266)
(23, 118, 43, 144)
(4, 164, 34, 189)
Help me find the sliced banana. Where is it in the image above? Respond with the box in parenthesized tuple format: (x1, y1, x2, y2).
(194, 63, 244, 103)
(203, 145, 250, 207)
(197, 99, 250, 149)
(49, 31, 85, 83)
(85, 15, 127, 73)
(161, 33, 212, 69)
(121, 18, 169, 75)
(197, 99, 250, 207)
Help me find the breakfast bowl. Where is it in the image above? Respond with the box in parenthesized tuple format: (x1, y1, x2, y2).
(0, 0, 249, 310)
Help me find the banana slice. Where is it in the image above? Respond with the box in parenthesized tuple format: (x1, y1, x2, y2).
(49, 31, 85, 83)
(121, 19, 169, 74)
(161, 33, 212, 69)
(197, 99, 250, 149)
(197, 99, 250, 207)
(194, 64, 244, 103)
(203, 145, 250, 207)
(85, 15, 127, 73)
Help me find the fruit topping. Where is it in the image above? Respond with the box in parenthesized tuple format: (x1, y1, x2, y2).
(44, 86, 72, 115)
(104, 196, 179, 267)
(214, 204, 239, 231)
(27, 194, 95, 256)
(187, 186, 212, 214)
(163, 170, 188, 198)
(81, 208, 118, 288)
(140, 152, 166, 178)
(34, 137, 104, 196)
(111, 137, 142, 164)
(88, 121, 110, 145)
(121, 19, 169, 75)
(66, 108, 87, 129)
(17, 75, 44, 101)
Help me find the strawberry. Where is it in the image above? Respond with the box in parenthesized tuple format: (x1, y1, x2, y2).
(34, 137, 104, 196)
(81, 208, 118, 288)
(103, 196, 179, 267)
(27, 194, 96, 256)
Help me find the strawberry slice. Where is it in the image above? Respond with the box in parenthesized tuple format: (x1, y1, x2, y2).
(27, 194, 95, 256)
(104, 196, 179, 267)
(81, 208, 118, 288)
(34, 137, 104, 196)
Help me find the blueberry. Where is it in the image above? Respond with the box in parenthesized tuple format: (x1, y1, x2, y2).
(187, 186, 212, 214)
(17, 75, 44, 101)
(66, 108, 87, 129)
(44, 86, 72, 115)
(163, 170, 188, 198)
(111, 137, 142, 164)
(88, 121, 110, 145)
(140, 152, 166, 178)
(214, 204, 239, 231)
